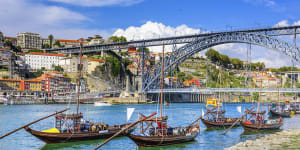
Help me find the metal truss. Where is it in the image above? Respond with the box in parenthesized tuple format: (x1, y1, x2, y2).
(146, 88, 300, 93)
(142, 32, 300, 92)
(46, 25, 300, 54)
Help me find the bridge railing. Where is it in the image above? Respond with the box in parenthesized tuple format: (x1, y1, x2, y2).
(146, 88, 300, 93)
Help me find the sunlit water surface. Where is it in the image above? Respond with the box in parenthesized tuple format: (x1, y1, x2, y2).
(1, 103, 300, 150)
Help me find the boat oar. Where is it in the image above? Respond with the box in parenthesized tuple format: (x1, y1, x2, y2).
(222, 105, 255, 135)
(187, 115, 203, 128)
(94, 112, 157, 150)
(0, 108, 70, 140)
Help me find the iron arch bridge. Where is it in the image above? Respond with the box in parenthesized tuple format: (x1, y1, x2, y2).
(142, 32, 300, 92)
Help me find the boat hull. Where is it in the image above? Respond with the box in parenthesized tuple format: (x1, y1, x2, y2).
(24, 125, 135, 144)
(269, 110, 291, 117)
(241, 122, 282, 131)
(201, 118, 239, 128)
(128, 132, 198, 147)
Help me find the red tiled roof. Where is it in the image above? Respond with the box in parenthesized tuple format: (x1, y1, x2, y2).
(4, 36, 17, 40)
(57, 39, 80, 43)
(89, 59, 104, 63)
(27, 52, 65, 57)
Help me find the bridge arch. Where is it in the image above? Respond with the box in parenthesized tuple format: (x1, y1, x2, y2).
(142, 32, 300, 91)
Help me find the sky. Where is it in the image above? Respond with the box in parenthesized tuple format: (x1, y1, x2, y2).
(1, 0, 300, 68)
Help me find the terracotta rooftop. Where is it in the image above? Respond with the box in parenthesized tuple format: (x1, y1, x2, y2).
(27, 52, 65, 57)
(57, 39, 80, 43)
(89, 59, 105, 63)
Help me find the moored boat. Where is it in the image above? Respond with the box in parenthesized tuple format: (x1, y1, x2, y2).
(24, 114, 134, 144)
(94, 101, 112, 106)
(241, 110, 282, 131)
(269, 109, 291, 117)
(127, 44, 200, 147)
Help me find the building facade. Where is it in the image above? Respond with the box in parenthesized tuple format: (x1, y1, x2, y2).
(59, 56, 88, 73)
(25, 52, 65, 70)
(17, 32, 42, 49)
(55, 39, 80, 48)
(4, 36, 17, 47)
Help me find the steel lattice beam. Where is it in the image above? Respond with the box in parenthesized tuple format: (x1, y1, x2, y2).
(142, 32, 300, 91)
(146, 88, 300, 93)
(46, 25, 300, 54)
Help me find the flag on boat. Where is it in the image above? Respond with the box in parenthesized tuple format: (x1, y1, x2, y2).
(206, 98, 218, 108)
(202, 109, 205, 117)
(127, 108, 135, 121)
(165, 101, 169, 106)
(237, 106, 242, 113)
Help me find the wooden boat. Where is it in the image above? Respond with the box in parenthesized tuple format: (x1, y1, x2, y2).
(127, 115, 200, 147)
(241, 111, 282, 131)
(128, 126, 199, 147)
(201, 110, 240, 128)
(201, 67, 239, 129)
(291, 104, 300, 114)
(24, 42, 136, 144)
(241, 72, 283, 131)
(269, 109, 291, 117)
(25, 112, 135, 144)
(127, 44, 200, 147)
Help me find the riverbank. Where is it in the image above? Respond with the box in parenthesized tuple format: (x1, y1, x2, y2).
(225, 130, 300, 150)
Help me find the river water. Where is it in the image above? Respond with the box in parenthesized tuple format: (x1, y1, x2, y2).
(0, 103, 300, 150)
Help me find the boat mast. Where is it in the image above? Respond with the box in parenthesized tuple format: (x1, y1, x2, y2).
(76, 41, 83, 116)
(218, 67, 221, 112)
(257, 71, 263, 113)
(160, 43, 165, 120)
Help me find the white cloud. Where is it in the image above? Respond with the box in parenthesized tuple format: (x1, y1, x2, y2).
(113, 21, 200, 52)
(243, 0, 276, 7)
(0, 0, 111, 39)
(274, 20, 289, 27)
(49, 0, 144, 7)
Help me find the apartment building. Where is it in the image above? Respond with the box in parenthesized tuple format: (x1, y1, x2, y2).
(25, 52, 65, 70)
(17, 32, 42, 49)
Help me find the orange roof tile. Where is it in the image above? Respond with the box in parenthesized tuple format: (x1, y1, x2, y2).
(57, 39, 80, 43)
(4, 36, 17, 40)
(0, 79, 21, 82)
(27, 52, 65, 57)
(89, 59, 105, 63)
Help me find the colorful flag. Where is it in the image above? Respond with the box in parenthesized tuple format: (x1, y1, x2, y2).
(165, 101, 169, 106)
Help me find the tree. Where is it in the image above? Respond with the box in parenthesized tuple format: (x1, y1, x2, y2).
(53, 65, 64, 72)
(137, 47, 150, 53)
(54, 40, 61, 47)
(27, 49, 44, 53)
(231, 58, 242, 69)
(43, 43, 50, 49)
(48, 34, 54, 48)
(108, 36, 127, 42)
(205, 49, 220, 63)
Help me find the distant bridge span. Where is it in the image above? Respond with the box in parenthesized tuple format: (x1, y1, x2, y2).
(142, 32, 300, 91)
(46, 25, 300, 54)
(146, 88, 300, 94)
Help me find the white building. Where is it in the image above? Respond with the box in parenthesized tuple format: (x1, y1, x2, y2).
(25, 52, 65, 70)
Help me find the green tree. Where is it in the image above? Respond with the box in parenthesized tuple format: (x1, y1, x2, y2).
(108, 36, 127, 42)
(231, 58, 242, 69)
(53, 65, 64, 72)
(43, 43, 50, 49)
(48, 34, 54, 48)
(137, 47, 150, 53)
(54, 40, 61, 47)
(205, 49, 220, 63)
(27, 49, 44, 53)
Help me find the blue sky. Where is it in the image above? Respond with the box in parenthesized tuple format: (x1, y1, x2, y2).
(0, 0, 300, 67)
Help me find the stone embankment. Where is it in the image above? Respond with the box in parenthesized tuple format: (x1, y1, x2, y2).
(225, 130, 300, 150)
